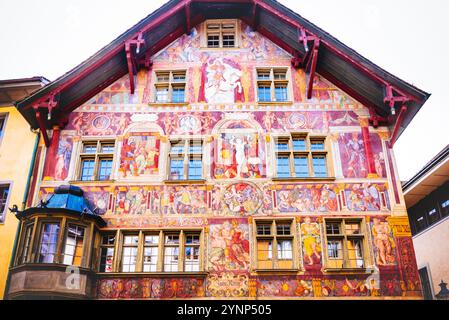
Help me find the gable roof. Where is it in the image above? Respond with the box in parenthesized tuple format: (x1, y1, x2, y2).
(15, 0, 430, 145)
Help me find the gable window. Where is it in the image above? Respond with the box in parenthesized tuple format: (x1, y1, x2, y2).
(256, 220, 295, 270)
(78, 140, 115, 181)
(155, 71, 186, 103)
(274, 134, 329, 179)
(206, 21, 237, 48)
(168, 139, 203, 181)
(0, 184, 11, 223)
(324, 219, 367, 270)
(257, 69, 289, 102)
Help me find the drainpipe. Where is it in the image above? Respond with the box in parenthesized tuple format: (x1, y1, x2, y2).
(3, 131, 40, 299)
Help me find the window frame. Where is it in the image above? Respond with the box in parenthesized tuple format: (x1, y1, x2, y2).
(205, 19, 238, 49)
(154, 70, 187, 103)
(254, 219, 297, 271)
(112, 229, 203, 274)
(273, 134, 331, 180)
(99, 233, 116, 273)
(0, 182, 12, 223)
(256, 68, 291, 103)
(77, 140, 116, 182)
(61, 223, 87, 267)
(323, 218, 369, 271)
(168, 139, 204, 181)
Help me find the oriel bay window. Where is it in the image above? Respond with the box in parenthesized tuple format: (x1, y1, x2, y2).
(115, 230, 203, 273)
(78, 140, 115, 181)
(169, 139, 203, 181)
(256, 220, 295, 270)
(324, 219, 368, 270)
(155, 70, 186, 103)
(257, 68, 289, 102)
(274, 134, 330, 179)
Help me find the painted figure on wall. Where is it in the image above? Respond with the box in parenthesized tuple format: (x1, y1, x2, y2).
(372, 218, 396, 265)
(119, 133, 160, 178)
(339, 132, 367, 178)
(199, 57, 244, 104)
(115, 188, 148, 215)
(276, 184, 338, 213)
(209, 219, 250, 271)
(223, 183, 262, 215)
(215, 132, 263, 179)
(301, 217, 322, 266)
(346, 183, 383, 212)
(54, 135, 72, 181)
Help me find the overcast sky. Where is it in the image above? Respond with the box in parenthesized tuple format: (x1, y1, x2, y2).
(0, 0, 447, 181)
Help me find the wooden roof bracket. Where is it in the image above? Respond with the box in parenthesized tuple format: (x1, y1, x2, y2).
(32, 106, 50, 148)
(305, 38, 320, 99)
(388, 104, 408, 149)
(125, 32, 146, 95)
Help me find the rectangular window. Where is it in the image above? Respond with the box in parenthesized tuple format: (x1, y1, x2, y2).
(0, 115, 7, 143)
(256, 69, 289, 102)
(442, 199, 449, 218)
(184, 234, 200, 272)
(100, 234, 115, 273)
(62, 224, 85, 267)
(0, 184, 11, 223)
(20, 223, 34, 264)
(143, 234, 159, 272)
(121, 235, 139, 272)
(155, 71, 186, 103)
(274, 134, 328, 179)
(79, 140, 115, 181)
(206, 21, 236, 48)
(38, 223, 60, 263)
(169, 140, 203, 181)
(256, 220, 294, 270)
(324, 219, 366, 270)
(164, 234, 180, 272)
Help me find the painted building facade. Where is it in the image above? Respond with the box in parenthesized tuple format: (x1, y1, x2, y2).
(0, 77, 48, 298)
(6, 0, 430, 300)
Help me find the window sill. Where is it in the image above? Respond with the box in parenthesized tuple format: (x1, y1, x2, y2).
(257, 101, 293, 106)
(97, 271, 209, 278)
(323, 267, 374, 274)
(164, 179, 207, 185)
(253, 269, 300, 275)
(271, 177, 336, 182)
(148, 102, 189, 107)
(69, 180, 116, 185)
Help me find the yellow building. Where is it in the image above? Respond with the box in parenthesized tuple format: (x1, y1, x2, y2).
(0, 77, 48, 298)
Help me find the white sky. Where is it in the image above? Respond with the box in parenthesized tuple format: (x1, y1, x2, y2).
(0, 0, 447, 181)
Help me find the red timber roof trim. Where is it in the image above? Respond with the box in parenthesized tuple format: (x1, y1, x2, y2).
(15, 0, 430, 148)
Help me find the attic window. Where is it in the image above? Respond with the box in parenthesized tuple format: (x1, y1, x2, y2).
(206, 20, 237, 48)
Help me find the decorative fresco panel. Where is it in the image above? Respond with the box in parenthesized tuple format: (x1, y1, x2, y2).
(97, 278, 205, 299)
(208, 218, 250, 272)
(256, 276, 313, 298)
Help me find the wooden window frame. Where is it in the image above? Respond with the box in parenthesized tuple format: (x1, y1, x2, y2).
(154, 70, 187, 103)
(167, 139, 204, 181)
(111, 229, 203, 274)
(99, 233, 116, 273)
(256, 68, 291, 103)
(61, 223, 87, 267)
(77, 140, 116, 182)
(205, 19, 238, 49)
(0, 182, 12, 223)
(273, 133, 332, 180)
(254, 219, 297, 271)
(323, 218, 370, 271)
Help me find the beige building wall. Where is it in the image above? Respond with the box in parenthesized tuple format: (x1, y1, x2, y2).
(0, 106, 37, 299)
(412, 217, 449, 297)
